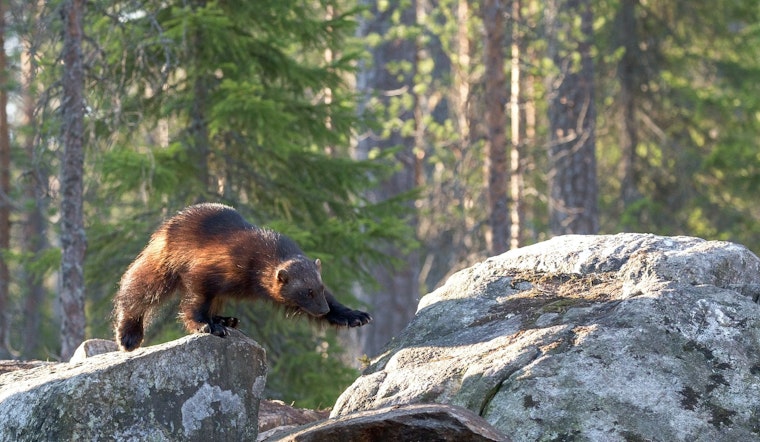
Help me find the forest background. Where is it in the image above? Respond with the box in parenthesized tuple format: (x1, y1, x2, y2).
(0, 0, 758, 408)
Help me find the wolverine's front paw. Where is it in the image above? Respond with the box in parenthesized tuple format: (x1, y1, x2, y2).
(326, 309, 373, 327)
(212, 315, 239, 329)
(199, 322, 229, 337)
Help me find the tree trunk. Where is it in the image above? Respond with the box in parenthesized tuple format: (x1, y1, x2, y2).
(22, 192, 47, 359)
(617, 0, 641, 215)
(521, 0, 539, 242)
(188, 0, 211, 199)
(546, 0, 599, 235)
(354, 0, 419, 358)
(509, 0, 523, 249)
(0, 0, 10, 358)
(190, 73, 211, 197)
(21, 0, 48, 358)
(482, 0, 510, 254)
(59, 0, 87, 360)
(454, 0, 471, 150)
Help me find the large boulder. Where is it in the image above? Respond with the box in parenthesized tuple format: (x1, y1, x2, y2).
(0, 330, 266, 441)
(332, 234, 760, 441)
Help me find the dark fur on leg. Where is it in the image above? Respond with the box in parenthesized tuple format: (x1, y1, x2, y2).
(116, 315, 145, 351)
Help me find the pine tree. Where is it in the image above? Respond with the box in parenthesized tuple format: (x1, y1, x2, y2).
(0, 0, 11, 358)
(482, 0, 509, 253)
(19, 0, 50, 359)
(81, 0, 412, 406)
(545, 0, 599, 235)
(59, 0, 87, 360)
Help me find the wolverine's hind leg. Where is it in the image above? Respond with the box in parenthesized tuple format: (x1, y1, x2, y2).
(114, 284, 149, 351)
(113, 256, 178, 351)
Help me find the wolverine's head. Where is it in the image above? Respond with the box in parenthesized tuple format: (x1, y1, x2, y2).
(274, 257, 330, 317)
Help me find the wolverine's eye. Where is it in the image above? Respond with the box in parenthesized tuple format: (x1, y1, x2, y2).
(307, 289, 315, 298)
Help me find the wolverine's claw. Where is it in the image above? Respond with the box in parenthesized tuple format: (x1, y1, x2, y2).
(199, 322, 229, 337)
(325, 309, 373, 327)
(212, 316, 239, 328)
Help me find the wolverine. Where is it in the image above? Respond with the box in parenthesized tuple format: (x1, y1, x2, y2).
(113, 203, 372, 351)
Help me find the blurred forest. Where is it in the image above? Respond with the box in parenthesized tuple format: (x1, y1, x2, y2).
(0, 0, 758, 407)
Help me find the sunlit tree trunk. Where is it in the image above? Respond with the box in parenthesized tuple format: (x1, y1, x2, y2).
(521, 0, 540, 243)
(454, 0, 471, 151)
(482, 0, 509, 254)
(546, 0, 599, 235)
(509, 0, 523, 249)
(59, 0, 87, 360)
(0, 0, 11, 358)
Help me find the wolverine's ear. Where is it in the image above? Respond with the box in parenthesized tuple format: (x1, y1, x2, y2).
(315, 258, 321, 273)
(277, 268, 289, 284)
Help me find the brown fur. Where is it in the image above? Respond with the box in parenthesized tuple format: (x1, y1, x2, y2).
(113, 203, 372, 351)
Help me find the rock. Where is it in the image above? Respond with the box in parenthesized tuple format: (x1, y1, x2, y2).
(0, 360, 53, 374)
(258, 399, 329, 432)
(260, 403, 509, 441)
(332, 234, 760, 441)
(69, 338, 119, 362)
(0, 329, 266, 441)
